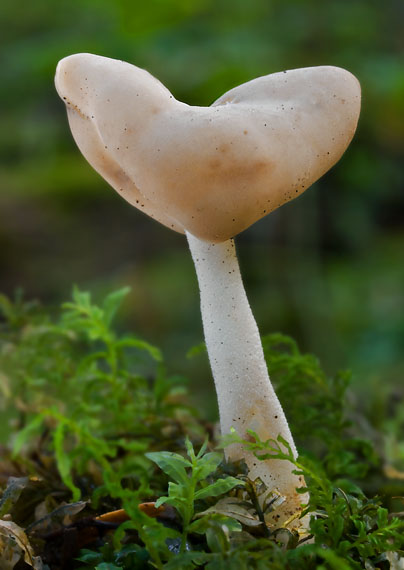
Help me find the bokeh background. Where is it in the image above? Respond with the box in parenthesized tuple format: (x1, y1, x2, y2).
(1, 0, 403, 418)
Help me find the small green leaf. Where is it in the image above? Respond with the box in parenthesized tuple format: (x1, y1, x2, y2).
(189, 514, 242, 535)
(154, 496, 170, 509)
(76, 549, 103, 564)
(196, 437, 209, 459)
(193, 452, 223, 481)
(185, 436, 196, 461)
(102, 287, 131, 326)
(146, 451, 191, 484)
(195, 477, 244, 501)
(206, 525, 230, 554)
(12, 415, 45, 457)
(53, 421, 81, 501)
(186, 342, 207, 359)
(116, 336, 162, 362)
(316, 548, 353, 570)
(377, 507, 388, 528)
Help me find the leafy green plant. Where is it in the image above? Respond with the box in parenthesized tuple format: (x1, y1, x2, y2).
(221, 430, 404, 568)
(1, 288, 404, 569)
(77, 543, 150, 570)
(0, 287, 199, 506)
(262, 333, 378, 482)
(147, 437, 243, 554)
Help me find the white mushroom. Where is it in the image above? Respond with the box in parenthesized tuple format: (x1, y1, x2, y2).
(55, 53, 361, 528)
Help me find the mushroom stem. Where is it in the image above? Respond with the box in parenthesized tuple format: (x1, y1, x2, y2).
(186, 231, 308, 526)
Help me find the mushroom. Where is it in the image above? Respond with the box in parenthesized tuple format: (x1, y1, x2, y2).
(55, 54, 361, 528)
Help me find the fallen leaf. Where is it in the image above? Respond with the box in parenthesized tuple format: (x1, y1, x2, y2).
(196, 497, 262, 527)
(0, 477, 29, 518)
(26, 500, 87, 534)
(0, 519, 43, 569)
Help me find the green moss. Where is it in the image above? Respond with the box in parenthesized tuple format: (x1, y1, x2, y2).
(0, 287, 403, 568)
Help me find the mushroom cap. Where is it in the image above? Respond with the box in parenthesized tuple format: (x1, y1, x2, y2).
(55, 53, 361, 242)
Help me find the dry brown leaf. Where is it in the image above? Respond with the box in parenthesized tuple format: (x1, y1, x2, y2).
(0, 519, 43, 569)
(196, 496, 262, 527)
(26, 500, 87, 534)
(0, 477, 29, 518)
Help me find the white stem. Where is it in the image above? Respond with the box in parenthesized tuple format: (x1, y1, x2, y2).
(186, 232, 308, 526)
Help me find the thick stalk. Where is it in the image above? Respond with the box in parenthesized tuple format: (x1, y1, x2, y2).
(186, 232, 308, 527)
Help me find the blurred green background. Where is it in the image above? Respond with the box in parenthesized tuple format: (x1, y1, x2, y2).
(0, 0, 403, 418)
